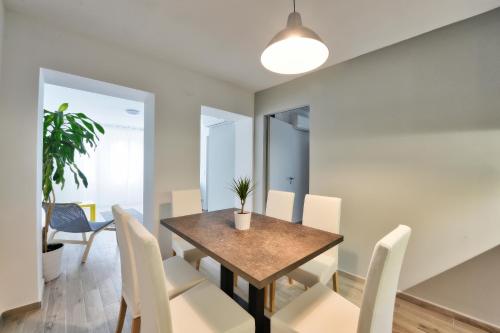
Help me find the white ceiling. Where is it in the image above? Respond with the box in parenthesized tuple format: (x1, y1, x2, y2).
(6, 0, 500, 91)
(44, 84, 144, 129)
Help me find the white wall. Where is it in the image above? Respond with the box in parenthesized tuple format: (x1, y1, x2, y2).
(234, 117, 254, 211)
(0, 10, 253, 313)
(200, 123, 209, 210)
(254, 6, 500, 305)
(206, 122, 236, 211)
(0, 0, 3, 76)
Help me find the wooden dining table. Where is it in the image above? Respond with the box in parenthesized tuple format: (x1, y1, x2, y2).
(161, 208, 343, 333)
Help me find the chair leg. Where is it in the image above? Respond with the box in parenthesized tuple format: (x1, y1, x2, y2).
(49, 230, 58, 242)
(82, 231, 98, 263)
(269, 281, 276, 313)
(195, 259, 201, 270)
(131, 317, 141, 333)
(115, 297, 127, 333)
(288, 277, 293, 285)
(333, 272, 340, 292)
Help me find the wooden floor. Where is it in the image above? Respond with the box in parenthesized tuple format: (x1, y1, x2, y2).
(0, 231, 491, 333)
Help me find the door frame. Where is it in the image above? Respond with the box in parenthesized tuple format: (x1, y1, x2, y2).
(263, 105, 310, 212)
(37, 68, 155, 296)
(205, 120, 235, 211)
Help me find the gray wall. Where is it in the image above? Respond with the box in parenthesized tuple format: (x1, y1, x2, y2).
(254, 8, 500, 325)
(407, 245, 500, 326)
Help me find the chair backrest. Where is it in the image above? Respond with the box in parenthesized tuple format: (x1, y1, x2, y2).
(302, 194, 341, 233)
(42, 203, 92, 233)
(302, 194, 341, 257)
(357, 225, 411, 333)
(265, 190, 295, 222)
(112, 205, 140, 317)
(127, 211, 174, 333)
(171, 189, 202, 217)
(128, 210, 174, 333)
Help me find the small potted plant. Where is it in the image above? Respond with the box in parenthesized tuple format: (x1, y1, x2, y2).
(230, 177, 255, 230)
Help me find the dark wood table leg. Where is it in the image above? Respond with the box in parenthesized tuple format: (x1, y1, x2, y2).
(249, 284, 269, 333)
(221, 266, 269, 332)
(220, 265, 234, 298)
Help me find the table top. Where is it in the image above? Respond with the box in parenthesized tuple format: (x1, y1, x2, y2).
(161, 209, 343, 288)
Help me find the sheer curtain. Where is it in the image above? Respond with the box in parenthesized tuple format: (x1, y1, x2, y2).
(55, 125, 144, 213)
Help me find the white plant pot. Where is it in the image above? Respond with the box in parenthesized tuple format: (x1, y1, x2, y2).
(234, 211, 251, 230)
(42, 243, 64, 282)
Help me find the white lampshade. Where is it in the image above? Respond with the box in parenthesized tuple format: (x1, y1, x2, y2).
(261, 12, 329, 75)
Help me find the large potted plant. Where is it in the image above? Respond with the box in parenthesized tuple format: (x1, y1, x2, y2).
(230, 177, 255, 230)
(42, 103, 104, 281)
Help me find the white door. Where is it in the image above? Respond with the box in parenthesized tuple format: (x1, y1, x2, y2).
(268, 117, 309, 222)
(207, 122, 235, 211)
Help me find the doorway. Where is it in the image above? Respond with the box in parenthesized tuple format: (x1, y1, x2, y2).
(37, 69, 155, 233)
(43, 83, 145, 218)
(200, 106, 253, 212)
(265, 106, 310, 222)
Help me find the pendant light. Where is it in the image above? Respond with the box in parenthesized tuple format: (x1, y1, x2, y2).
(261, 0, 329, 74)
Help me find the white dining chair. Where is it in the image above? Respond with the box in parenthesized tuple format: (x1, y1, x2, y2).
(127, 210, 255, 333)
(271, 225, 412, 333)
(264, 190, 295, 312)
(112, 205, 206, 333)
(171, 189, 207, 270)
(233, 189, 295, 299)
(234, 190, 295, 312)
(287, 194, 342, 292)
(265, 190, 295, 222)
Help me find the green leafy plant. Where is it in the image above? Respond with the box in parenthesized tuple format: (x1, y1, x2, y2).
(229, 177, 255, 214)
(42, 103, 104, 253)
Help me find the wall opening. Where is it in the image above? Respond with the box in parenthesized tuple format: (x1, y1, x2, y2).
(43, 84, 145, 218)
(37, 68, 155, 288)
(265, 106, 310, 222)
(200, 105, 253, 212)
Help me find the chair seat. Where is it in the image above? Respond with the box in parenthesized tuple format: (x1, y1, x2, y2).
(172, 235, 206, 263)
(272, 283, 359, 333)
(171, 281, 254, 333)
(287, 253, 338, 287)
(89, 220, 114, 232)
(123, 255, 207, 318)
(163, 256, 206, 299)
